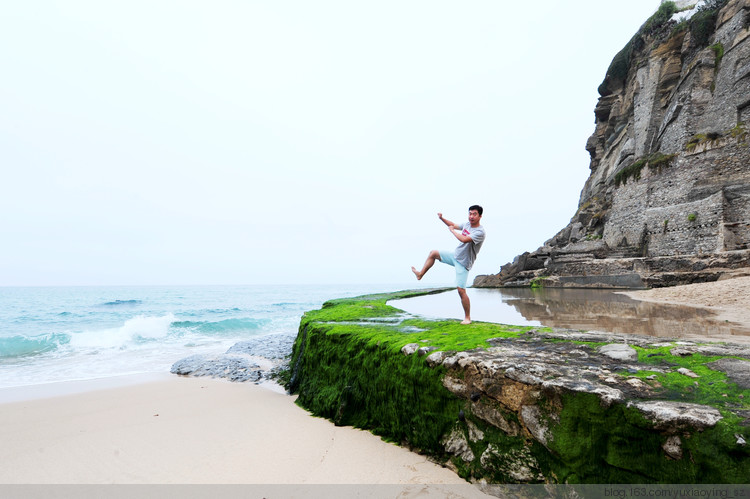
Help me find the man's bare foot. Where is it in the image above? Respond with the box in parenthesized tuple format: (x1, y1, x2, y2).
(411, 266, 423, 280)
(460, 318, 471, 325)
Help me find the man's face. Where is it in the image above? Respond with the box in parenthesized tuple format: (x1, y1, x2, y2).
(468, 210, 481, 226)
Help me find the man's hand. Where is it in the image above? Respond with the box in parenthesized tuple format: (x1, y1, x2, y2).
(438, 212, 456, 228)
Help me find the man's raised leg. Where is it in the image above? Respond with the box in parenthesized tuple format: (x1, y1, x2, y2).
(457, 287, 471, 324)
(412, 250, 441, 280)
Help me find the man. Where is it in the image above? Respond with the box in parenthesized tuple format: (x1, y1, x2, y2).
(411, 205, 485, 324)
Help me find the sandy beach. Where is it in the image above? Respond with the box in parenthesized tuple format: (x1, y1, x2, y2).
(623, 275, 750, 328)
(0, 374, 491, 493)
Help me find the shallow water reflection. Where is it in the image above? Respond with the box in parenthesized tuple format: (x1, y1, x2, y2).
(393, 288, 750, 345)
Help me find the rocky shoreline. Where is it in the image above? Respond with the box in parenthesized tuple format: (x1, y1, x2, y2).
(169, 284, 750, 483)
(170, 332, 294, 384)
(279, 289, 750, 484)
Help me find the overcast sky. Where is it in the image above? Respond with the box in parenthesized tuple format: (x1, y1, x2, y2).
(1, 1, 660, 287)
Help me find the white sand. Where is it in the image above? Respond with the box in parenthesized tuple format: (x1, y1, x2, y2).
(623, 276, 750, 328)
(0, 374, 487, 494)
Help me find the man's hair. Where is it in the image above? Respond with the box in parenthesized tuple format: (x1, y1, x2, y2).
(469, 204, 483, 216)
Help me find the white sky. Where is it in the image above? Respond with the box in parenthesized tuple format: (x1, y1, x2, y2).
(0, 1, 660, 286)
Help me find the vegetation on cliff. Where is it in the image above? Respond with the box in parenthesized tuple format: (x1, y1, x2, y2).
(689, 0, 731, 46)
(686, 122, 748, 152)
(598, 0, 729, 96)
(614, 152, 677, 186)
(598, 1, 677, 96)
(284, 290, 750, 483)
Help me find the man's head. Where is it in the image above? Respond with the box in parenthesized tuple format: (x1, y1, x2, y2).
(468, 204, 483, 226)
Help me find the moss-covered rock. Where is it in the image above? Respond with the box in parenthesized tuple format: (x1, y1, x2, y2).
(285, 289, 750, 484)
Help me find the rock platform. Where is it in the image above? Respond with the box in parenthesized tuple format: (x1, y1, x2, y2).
(286, 290, 750, 484)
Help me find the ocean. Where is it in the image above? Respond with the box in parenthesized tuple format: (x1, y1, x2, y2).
(0, 284, 417, 389)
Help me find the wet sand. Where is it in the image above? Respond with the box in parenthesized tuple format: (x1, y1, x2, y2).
(623, 276, 750, 329)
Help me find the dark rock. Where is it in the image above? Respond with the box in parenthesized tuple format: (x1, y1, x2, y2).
(227, 333, 295, 359)
(170, 354, 263, 382)
(171, 333, 294, 383)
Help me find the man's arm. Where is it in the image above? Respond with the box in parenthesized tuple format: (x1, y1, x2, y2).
(449, 226, 473, 243)
(438, 212, 470, 242)
(437, 213, 461, 229)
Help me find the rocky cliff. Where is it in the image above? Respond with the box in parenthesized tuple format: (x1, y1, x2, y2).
(475, 0, 750, 289)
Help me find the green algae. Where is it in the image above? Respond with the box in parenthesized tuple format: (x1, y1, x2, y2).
(286, 290, 750, 484)
(287, 289, 538, 452)
(539, 388, 750, 483)
(544, 392, 747, 483)
(301, 289, 542, 354)
(288, 321, 461, 452)
(629, 344, 750, 409)
(544, 394, 665, 483)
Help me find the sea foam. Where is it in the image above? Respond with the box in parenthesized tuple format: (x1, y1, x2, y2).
(69, 314, 176, 349)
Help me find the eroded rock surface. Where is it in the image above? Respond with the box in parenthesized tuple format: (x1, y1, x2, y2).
(476, 0, 750, 289)
(404, 325, 750, 481)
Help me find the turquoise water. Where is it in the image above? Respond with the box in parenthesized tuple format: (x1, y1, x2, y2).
(0, 284, 413, 388)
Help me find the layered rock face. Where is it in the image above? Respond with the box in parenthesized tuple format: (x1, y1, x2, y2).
(476, 0, 750, 288)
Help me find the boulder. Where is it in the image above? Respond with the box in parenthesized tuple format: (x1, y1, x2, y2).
(628, 401, 723, 432)
(599, 343, 638, 362)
